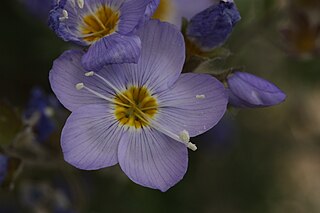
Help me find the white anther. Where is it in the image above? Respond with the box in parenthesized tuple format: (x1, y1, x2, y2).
(196, 94, 206, 99)
(77, 0, 84, 8)
(179, 130, 197, 151)
(59, 9, 69, 21)
(76, 83, 84, 90)
(85, 71, 94, 77)
(179, 130, 190, 143)
(187, 143, 197, 151)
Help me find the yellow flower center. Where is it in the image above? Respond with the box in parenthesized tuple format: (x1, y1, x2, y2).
(114, 86, 158, 129)
(80, 5, 120, 43)
(152, 0, 173, 22)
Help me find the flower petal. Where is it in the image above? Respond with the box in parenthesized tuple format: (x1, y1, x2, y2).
(102, 20, 185, 93)
(49, 0, 87, 45)
(136, 20, 185, 92)
(227, 72, 286, 108)
(156, 73, 228, 137)
(118, 128, 188, 192)
(117, 0, 151, 34)
(144, 0, 160, 19)
(61, 104, 124, 170)
(82, 33, 141, 71)
(49, 50, 116, 111)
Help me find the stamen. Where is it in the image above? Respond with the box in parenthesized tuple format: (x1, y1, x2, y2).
(179, 130, 197, 151)
(196, 94, 206, 99)
(151, 121, 197, 151)
(59, 9, 69, 21)
(187, 143, 197, 151)
(75, 83, 130, 107)
(179, 130, 190, 143)
(85, 71, 94, 77)
(77, 0, 84, 9)
(84, 3, 107, 31)
(76, 83, 84, 90)
(84, 72, 198, 151)
(86, 72, 124, 96)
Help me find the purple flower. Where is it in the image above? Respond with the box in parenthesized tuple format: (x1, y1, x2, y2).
(49, 0, 156, 71)
(227, 72, 286, 108)
(49, 20, 228, 191)
(186, 0, 241, 49)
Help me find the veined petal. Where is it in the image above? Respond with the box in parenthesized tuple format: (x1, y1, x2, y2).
(82, 33, 141, 71)
(135, 20, 184, 92)
(49, 50, 117, 111)
(144, 0, 160, 19)
(118, 0, 151, 34)
(49, 0, 88, 45)
(103, 20, 185, 93)
(156, 73, 228, 137)
(61, 104, 124, 170)
(227, 72, 286, 108)
(118, 128, 188, 192)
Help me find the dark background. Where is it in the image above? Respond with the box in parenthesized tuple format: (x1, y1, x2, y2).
(1, 0, 320, 212)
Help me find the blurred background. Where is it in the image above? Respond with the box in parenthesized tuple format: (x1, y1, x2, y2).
(1, 0, 320, 212)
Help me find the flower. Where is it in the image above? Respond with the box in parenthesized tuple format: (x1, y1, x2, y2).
(0, 155, 8, 184)
(49, 20, 228, 191)
(24, 87, 57, 143)
(186, 0, 241, 50)
(227, 72, 286, 108)
(49, 0, 156, 71)
(20, 0, 52, 21)
(152, 0, 214, 28)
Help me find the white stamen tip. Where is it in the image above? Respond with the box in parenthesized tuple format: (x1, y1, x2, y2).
(85, 71, 94, 77)
(59, 9, 69, 21)
(187, 142, 197, 151)
(77, 0, 84, 8)
(76, 83, 84, 90)
(179, 130, 190, 143)
(196, 94, 206, 99)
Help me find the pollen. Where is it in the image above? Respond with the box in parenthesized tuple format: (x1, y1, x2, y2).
(114, 86, 158, 129)
(80, 5, 120, 43)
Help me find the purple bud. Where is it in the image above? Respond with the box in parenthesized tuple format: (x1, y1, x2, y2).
(186, 0, 241, 49)
(227, 72, 286, 108)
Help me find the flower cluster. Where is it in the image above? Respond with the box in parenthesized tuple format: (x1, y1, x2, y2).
(47, 0, 286, 191)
